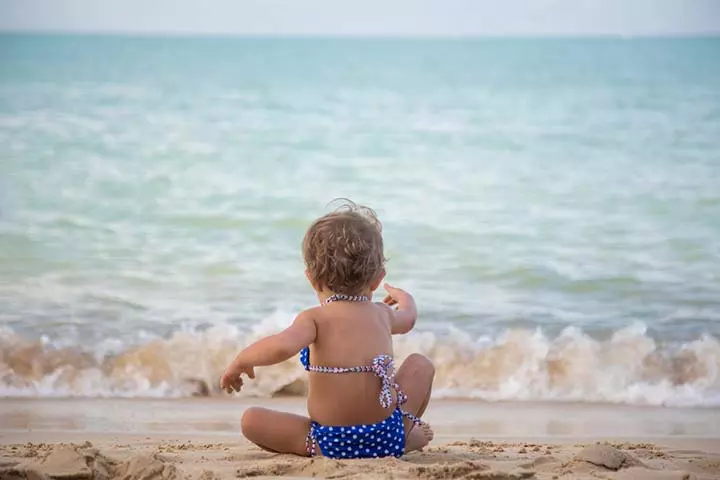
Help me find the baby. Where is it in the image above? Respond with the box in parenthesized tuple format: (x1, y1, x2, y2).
(220, 201, 434, 458)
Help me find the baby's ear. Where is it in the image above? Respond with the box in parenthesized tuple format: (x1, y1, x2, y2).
(370, 269, 386, 291)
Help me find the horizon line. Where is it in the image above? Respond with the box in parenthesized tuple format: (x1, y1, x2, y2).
(2, 28, 720, 40)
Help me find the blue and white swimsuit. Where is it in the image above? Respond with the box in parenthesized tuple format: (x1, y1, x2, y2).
(300, 345, 424, 459)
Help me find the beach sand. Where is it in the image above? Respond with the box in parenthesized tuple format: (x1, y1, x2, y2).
(1, 398, 719, 479)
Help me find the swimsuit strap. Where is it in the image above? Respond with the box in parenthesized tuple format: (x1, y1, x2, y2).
(305, 424, 318, 457)
(370, 354, 396, 409)
(307, 354, 397, 409)
(323, 294, 370, 305)
(306, 364, 375, 374)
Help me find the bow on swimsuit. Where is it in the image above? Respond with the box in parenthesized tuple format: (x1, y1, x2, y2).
(301, 294, 425, 459)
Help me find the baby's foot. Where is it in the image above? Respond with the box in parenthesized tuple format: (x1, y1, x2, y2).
(405, 422, 434, 453)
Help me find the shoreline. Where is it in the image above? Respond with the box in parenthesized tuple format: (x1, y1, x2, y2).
(2, 397, 719, 437)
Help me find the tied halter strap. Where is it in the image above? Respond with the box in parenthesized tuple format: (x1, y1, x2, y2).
(300, 349, 404, 409)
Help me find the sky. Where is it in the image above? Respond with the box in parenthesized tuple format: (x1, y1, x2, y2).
(0, 0, 719, 36)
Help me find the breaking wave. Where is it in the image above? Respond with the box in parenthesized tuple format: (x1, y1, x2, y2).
(1, 313, 719, 407)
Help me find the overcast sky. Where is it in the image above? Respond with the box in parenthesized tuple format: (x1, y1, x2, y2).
(0, 0, 719, 36)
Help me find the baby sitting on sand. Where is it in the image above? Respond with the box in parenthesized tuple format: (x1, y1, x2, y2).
(220, 201, 434, 458)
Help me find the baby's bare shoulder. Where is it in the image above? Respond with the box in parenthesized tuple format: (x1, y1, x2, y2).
(373, 301, 394, 323)
(299, 305, 323, 320)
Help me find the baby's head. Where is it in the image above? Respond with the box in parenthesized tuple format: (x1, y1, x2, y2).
(302, 200, 386, 296)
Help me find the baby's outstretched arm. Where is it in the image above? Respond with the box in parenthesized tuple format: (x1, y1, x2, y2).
(220, 311, 317, 393)
(382, 283, 417, 334)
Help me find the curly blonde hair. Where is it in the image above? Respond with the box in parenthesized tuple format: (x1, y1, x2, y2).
(302, 200, 385, 295)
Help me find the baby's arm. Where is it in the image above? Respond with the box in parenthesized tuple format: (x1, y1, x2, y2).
(382, 283, 417, 335)
(221, 310, 317, 393)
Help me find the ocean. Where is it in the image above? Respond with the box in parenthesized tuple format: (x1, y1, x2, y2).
(1, 34, 719, 406)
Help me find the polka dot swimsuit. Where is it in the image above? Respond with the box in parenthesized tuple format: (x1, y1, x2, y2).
(300, 294, 425, 459)
(307, 406, 406, 459)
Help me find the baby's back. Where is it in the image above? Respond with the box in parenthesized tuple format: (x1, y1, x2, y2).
(305, 302, 396, 426)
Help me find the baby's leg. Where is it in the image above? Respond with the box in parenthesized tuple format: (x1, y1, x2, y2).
(241, 407, 311, 456)
(395, 353, 435, 452)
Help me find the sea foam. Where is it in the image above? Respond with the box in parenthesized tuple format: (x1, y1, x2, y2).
(1, 313, 718, 407)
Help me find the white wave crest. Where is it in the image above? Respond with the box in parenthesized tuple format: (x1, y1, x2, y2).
(1, 316, 719, 407)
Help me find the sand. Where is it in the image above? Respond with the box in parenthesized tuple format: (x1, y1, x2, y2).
(1, 398, 719, 479)
(3, 436, 719, 480)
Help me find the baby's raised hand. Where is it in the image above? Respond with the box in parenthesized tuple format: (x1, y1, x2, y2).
(382, 283, 418, 334)
(383, 283, 409, 307)
(220, 364, 256, 394)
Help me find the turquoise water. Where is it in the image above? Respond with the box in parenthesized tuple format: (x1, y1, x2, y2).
(1, 35, 719, 402)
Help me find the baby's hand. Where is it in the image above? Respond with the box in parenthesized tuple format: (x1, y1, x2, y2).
(220, 363, 256, 394)
(383, 283, 417, 334)
(383, 283, 409, 308)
